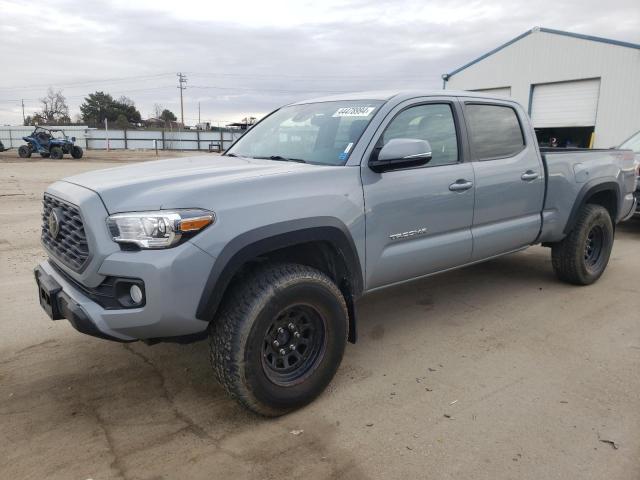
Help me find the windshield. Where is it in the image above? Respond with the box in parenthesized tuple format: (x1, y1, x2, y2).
(35, 128, 65, 140)
(226, 100, 384, 165)
(619, 130, 640, 153)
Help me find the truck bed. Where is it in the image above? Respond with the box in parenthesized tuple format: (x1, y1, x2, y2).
(537, 148, 637, 243)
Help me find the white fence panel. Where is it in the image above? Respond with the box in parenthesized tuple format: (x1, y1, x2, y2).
(132, 130, 164, 139)
(0, 125, 244, 151)
(0, 125, 90, 148)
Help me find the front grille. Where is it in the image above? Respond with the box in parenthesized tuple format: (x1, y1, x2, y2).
(41, 194, 90, 271)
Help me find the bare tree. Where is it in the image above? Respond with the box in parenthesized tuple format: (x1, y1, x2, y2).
(39, 88, 70, 124)
(118, 96, 135, 107)
(153, 103, 164, 118)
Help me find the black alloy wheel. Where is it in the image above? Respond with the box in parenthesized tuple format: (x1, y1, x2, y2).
(261, 305, 326, 386)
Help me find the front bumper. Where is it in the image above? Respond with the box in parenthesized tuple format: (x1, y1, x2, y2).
(621, 192, 638, 221)
(35, 266, 132, 342)
(35, 241, 216, 342)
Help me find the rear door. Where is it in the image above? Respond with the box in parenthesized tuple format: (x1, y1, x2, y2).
(462, 101, 545, 260)
(361, 98, 475, 290)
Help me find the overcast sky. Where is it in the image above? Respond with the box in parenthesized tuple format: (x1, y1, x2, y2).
(1, 0, 638, 126)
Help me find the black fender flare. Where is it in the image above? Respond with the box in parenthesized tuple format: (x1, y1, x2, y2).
(563, 180, 620, 235)
(195, 217, 363, 341)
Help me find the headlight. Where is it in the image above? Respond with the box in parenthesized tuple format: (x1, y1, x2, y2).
(107, 209, 215, 249)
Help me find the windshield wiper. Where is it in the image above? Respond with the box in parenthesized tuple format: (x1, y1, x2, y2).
(255, 155, 307, 164)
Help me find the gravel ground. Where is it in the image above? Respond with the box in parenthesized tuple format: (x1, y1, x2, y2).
(1, 154, 639, 479)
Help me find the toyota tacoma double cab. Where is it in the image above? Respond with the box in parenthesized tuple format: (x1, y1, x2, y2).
(618, 129, 640, 215)
(35, 91, 637, 415)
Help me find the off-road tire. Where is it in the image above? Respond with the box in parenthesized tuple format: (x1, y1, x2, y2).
(551, 204, 614, 285)
(49, 146, 64, 160)
(71, 146, 83, 159)
(18, 145, 31, 158)
(209, 263, 348, 416)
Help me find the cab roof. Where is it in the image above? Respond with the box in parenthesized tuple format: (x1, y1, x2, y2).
(290, 89, 518, 105)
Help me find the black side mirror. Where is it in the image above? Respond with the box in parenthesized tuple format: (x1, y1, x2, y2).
(369, 138, 432, 173)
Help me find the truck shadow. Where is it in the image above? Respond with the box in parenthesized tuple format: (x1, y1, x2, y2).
(357, 246, 555, 338)
(617, 216, 640, 234)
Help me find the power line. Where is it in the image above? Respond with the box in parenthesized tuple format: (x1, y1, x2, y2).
(0, 69, 432, 92)
(188, 71, 432, 80)
(0, 85, 177, 103)
(0, 72, 175, 92)
(188, 85, 351, 94)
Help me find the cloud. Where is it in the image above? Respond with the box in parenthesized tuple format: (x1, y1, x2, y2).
(0, 0, 638, 125)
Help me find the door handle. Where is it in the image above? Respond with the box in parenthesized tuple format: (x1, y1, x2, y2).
(449, 180, 473, 192)
(521, 170, 539, 181)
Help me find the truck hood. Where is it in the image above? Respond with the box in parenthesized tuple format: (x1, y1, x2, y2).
(63, 155, 311, 213)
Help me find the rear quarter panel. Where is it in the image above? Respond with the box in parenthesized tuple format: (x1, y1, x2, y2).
(538, 149, 636, 242)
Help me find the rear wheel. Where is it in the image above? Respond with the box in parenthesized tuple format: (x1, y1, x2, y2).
(49, 146, 63, 159)
(551, 204, 614, 285)
(71, 146, 83, 159)
(18, 145, 31, 158)
(209, 263, 348, 416)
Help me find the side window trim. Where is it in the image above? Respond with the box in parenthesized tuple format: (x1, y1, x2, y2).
(373, 100, 464, 169)
(462, 101, 527, 162)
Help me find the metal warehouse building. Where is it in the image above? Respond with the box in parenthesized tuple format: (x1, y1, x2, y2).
(442, 27, 640, 148)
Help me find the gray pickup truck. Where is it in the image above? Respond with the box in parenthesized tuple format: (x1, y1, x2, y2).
(618, 129, 640, 214)
(35, 91, 637, 415)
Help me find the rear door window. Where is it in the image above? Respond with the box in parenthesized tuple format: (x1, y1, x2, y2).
(465, 104, 525, 160)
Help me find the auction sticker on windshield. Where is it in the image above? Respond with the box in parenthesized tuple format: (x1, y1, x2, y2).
(333, 106, 376, 117)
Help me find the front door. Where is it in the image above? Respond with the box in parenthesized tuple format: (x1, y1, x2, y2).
(361, 99, 475, 290)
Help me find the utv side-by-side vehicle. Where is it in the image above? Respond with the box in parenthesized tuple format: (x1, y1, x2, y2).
(19, 126, 83, 159)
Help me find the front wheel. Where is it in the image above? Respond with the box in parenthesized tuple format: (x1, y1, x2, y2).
(49, 146, 64, 160)
(71, 146, 83, 159)
(551, 204, 614, 285)
(18, 145, 31, 158)
(209, 263, 348, 416)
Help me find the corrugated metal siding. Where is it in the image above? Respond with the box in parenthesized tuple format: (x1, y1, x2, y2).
(446, 30, 640, 147)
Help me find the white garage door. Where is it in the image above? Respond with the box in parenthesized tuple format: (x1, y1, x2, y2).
(531, 79, 600, 128)
(471, 87, 511, 97)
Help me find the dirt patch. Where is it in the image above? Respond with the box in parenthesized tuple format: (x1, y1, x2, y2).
(1, 159, 639, 479)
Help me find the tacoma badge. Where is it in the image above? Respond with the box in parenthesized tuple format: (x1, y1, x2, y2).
(389, 227, 428, 241)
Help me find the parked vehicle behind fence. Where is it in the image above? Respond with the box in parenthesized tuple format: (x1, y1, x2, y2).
(19, 126, 83, 160)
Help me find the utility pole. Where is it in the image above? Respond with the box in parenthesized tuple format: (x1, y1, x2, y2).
(21, 99, 25, 125)
(198, 102, 201, 124)
(177, 72, 187, 126)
